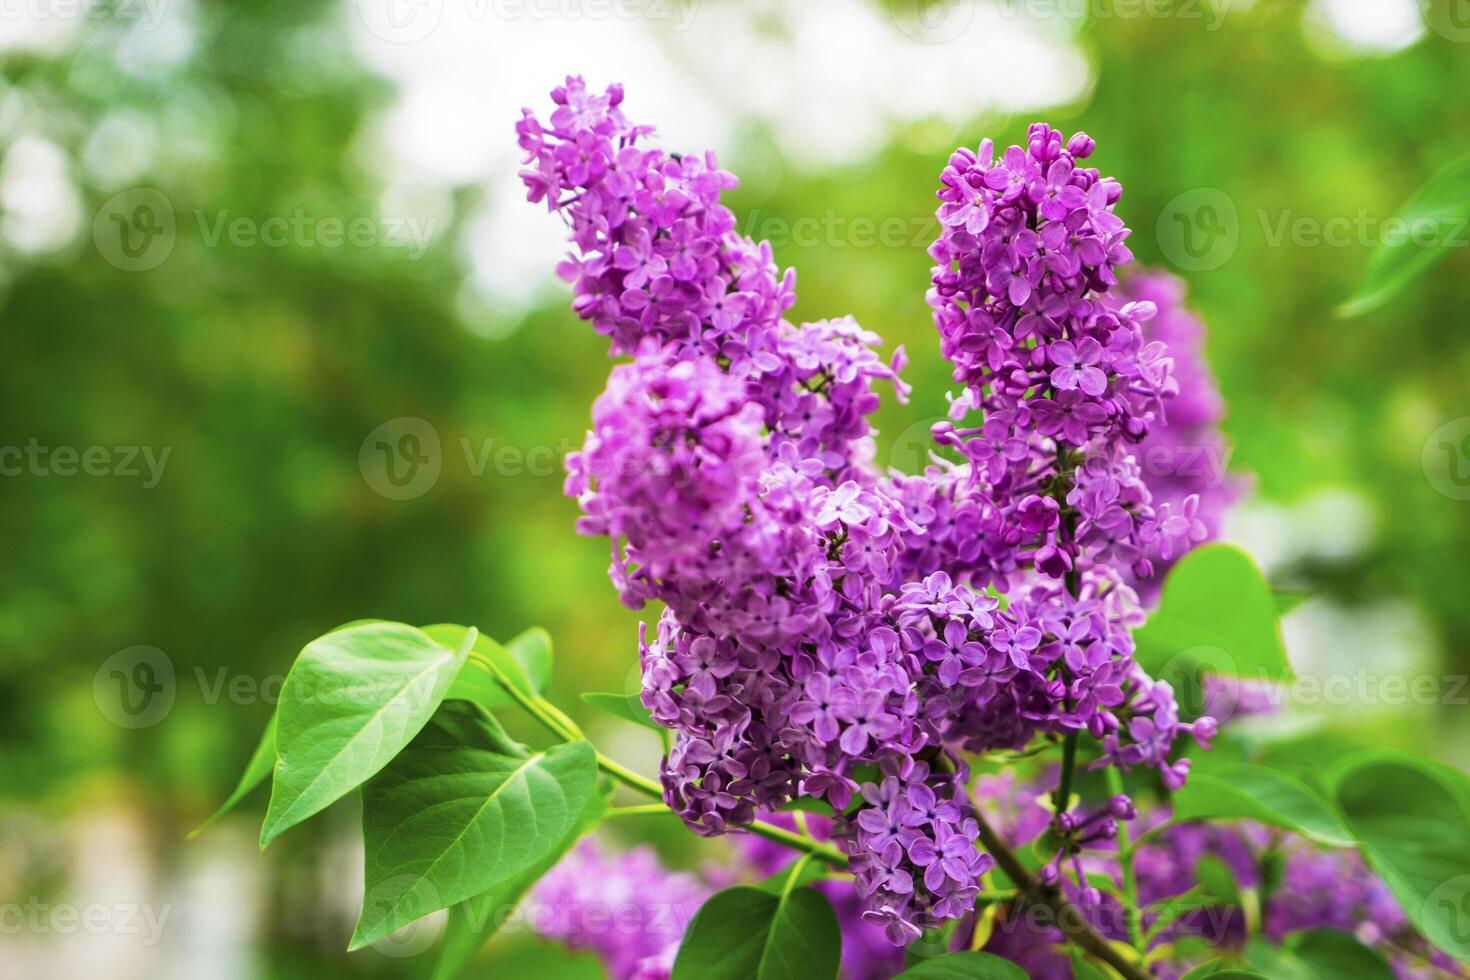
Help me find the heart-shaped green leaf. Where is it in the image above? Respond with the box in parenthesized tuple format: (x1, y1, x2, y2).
(351, 700, 599, 949)
(1172, 765, 1354, 846)
(430, 786, 609, 980)
(1339, 152, 1470, 318)
(671, 881, 841, 980)
(1331, 750, 1470, 964)
(260, 623, 473, 847)
(1134, 544, 1292, 684)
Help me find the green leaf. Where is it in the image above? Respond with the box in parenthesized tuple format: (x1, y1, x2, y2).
(1133, 545, 1293, 684)
(430, 788, 608, 980)
(1178, 958, 1224, 979)
(1289, 931, 1395, 980)
(581, 691, 661, 731)
(671, 882, 841, 980)
(1145, 884, 1213, 942)
(756, 858, 830, 896)
(352, 700, 599, 949)
(426, 624, 537, 711)
(260, 623, 474, 848)
(189, 711, 277, 838)
(903, 922, 957, 968)
(1171, 765, 1354, 846)
(329, 618, 390, 632)
(1069, 948, 1107, 980)
(1274, 591, 1310, 615)
(506, 627, 553, 694)
(1331, 750, 1470, 964)
(893, 951, 1027, 978)
(1245, 930, 1395, 980)
(1339, 152, 1470, 318)
(1253, 735, 1364, 797)
(1195, 856, 1240, 908)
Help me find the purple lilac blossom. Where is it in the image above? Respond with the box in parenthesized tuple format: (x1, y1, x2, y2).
(922, 128, 1217, 781)
(522, 76, 1213, 941)
(528, 837, 710, 980)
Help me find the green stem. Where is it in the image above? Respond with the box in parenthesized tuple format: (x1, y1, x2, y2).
(477, 653, 848, 867)
(973, 809, 1155, 980)
(780, 852, 815, 902)
(595, 751, 663, 797)
(471, 653, 578, 741)
(1108, 768, 1146, 953)
(605, 803, 675, 819)
(1055, 731, 1078, 811)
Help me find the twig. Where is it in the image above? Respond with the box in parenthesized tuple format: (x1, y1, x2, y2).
(1108, 767, 1146, 953)
(974, 809, 1155, 980)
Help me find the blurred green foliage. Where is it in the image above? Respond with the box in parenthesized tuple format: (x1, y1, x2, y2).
(1, 0, 1468, 975)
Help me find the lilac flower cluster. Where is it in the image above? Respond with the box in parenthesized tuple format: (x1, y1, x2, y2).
(920, 127, 1222, 780)
(522, 75, 1219, 941)
(527, 837, 710, 980)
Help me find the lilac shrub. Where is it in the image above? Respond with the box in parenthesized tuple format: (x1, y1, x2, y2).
(519, 75, 1221, 944)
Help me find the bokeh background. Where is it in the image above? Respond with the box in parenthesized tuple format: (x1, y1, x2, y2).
(1, 0, 1468, 976)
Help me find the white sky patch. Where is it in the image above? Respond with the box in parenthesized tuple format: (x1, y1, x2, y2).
(81, 109, 160, 188)
(0, 3, 83, 55)
(1223, 485, 1379, 575)
(1304, 0, 1425, 58)
(0, 135, 83, 254)
(345, 0, 1087, 308)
